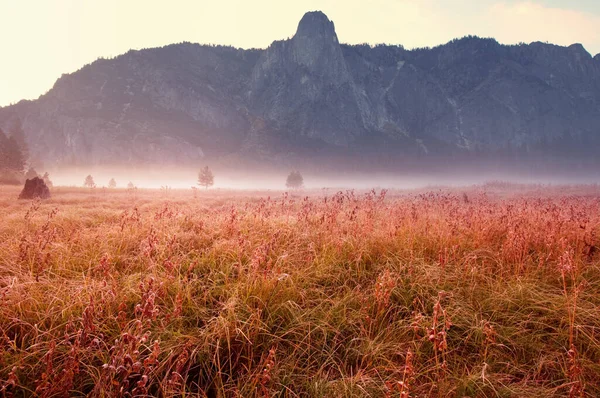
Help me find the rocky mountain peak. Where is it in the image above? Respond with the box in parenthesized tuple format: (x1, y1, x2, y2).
(295, 11, 337, 42)
(289, 11, 349, 83)
(247, 11, 361, 147)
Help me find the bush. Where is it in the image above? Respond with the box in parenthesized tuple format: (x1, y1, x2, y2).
(286, 171, 303, 189)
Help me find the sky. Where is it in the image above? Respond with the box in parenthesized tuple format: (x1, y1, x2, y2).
(0, 0, 599, 107)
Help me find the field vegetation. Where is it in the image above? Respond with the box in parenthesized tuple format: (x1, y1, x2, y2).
(0, 183, 599, 397)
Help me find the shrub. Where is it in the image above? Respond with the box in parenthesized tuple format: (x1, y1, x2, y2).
(285, 171, 303, 189)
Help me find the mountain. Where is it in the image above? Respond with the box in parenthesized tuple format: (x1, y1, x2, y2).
(1, 11, 600, 170)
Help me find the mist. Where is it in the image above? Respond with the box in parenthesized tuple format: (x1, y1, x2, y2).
(45, 165, 600, 192)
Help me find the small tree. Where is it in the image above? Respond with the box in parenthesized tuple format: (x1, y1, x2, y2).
(127, 181, 135, 189)
(198, 166, 214, 189)
(84, 175, 96, 188)
(109, 178, 117, 189)
(286, 171, 304, 189)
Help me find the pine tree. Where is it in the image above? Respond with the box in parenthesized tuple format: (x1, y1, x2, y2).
(109, 178, 117, 189)
(0, 128, 8, 171)
(10, 119, 29, 165)
(198, 166, 214, 189)
(5, 136, 25, 174)
(0, 130, 25, 185)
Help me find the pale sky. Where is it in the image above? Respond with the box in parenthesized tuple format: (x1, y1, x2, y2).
(1, 0, 599, 107)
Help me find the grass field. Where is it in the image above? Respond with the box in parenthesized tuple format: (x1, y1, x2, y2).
(0, 183, 599, 397)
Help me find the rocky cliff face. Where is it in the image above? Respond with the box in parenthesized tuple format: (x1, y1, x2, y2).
(1, 11, 599, 168)
(249, 12, 373, 147)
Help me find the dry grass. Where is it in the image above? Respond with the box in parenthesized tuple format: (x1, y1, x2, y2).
(0, 183, 599, 397)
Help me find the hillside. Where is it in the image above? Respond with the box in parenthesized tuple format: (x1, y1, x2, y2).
(1, 11, 599, 169)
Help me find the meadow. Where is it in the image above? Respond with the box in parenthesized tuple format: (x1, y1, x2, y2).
(0, 183, 599, 397)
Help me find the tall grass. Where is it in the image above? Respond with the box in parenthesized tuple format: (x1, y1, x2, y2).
(0, 184, 599, 397)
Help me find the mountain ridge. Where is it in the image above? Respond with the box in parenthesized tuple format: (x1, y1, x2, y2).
(1, 10, 599, 169)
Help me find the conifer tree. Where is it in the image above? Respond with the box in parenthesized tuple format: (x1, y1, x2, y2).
(10, 119, 29, 165)
(5, 136, 25, 174)
(198, 166, 214, 189)
(0, 128, 8, 171)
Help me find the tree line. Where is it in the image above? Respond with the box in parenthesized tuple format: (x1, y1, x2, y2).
(1, 120, 306, 191)
(81, 169, 303, 191)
